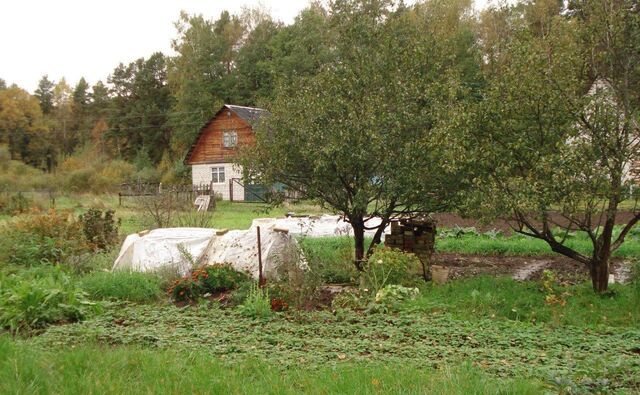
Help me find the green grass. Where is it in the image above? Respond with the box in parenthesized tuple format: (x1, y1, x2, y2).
(437, 232, 640, 258)
(407, 276, 640, 328)
(0, 337, 543, 394)
(299, 237, 364, 283)
(81, 271, 162, 303)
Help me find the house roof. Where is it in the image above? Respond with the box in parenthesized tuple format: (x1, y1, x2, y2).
(184, 104, 270, 165)
(224, 104, 270, 126)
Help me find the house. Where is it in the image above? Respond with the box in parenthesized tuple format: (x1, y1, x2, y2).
(184, 104, 270, 201)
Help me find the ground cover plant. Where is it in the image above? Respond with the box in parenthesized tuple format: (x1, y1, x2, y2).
(25, 295, 640, 393)
(0, 267, 100, 334)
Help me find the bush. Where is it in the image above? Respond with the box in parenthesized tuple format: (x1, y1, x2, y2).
(0, 192, 39, 215)
(362, 248, 421, 293)
(166, 265, 250, 303)
(201, 265, 250, 293)
(81, 271, 162, 303)
(79, 208, 119, 251)
(0, 268, 99, 334)
(0, 210, 88, 266)
(237, 283, 272, 318)
(167, 275, 205, 304)
(375, 285, 420, 305)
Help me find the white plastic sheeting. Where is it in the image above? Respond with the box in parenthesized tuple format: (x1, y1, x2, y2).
(112, 222, 302, 279)
(112, 228, 215, 275)
(199, 218, 301, 279)
(265, 215, 389, 238)
(111, 215, 387, 278)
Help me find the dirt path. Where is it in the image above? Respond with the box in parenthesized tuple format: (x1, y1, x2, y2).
(434, 253, 632, 284)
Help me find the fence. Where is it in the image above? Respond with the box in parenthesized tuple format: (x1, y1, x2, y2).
(0, 189, 57, 209)
(118, 183, 218, 207)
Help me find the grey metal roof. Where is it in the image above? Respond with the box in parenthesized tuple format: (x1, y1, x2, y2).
(224, 104, 270, 126)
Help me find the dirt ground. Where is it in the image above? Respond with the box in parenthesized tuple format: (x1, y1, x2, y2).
(433, 252, 632, 284)
(432, 211, 639, 234)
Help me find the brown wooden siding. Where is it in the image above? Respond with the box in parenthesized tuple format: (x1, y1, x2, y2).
(186, 109, 256, 165)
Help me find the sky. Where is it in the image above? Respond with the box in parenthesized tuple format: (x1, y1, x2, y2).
(0, 0, 490, 93)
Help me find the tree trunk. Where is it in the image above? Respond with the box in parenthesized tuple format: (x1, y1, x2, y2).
(352, 219, 366, 271)
(590, 256, 610, 293)
(365, 218, 388, 258)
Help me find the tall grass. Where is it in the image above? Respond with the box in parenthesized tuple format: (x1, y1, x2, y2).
(81, 271, 162, 303)
(0, 337, 542, 394)
(299, 237, 365, 283)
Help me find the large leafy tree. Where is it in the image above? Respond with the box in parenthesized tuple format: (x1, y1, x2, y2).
(167, 11, 245, 158)
(242, 0, 478, 268)
(462, 0, 640, 293)
(0, 86, 50, 167)
(107, 53, 173, 164)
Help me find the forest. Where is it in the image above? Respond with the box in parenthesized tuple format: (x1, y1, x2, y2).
(0, 3, 337, 189)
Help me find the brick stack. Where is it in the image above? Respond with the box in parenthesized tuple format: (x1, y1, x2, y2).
(384, 217, 436, 263)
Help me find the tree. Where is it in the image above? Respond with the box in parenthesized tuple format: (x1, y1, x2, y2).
(0, 79, 6, 90)
(242, 0, 478, 269)
(232, 17, 282, 105)
(34, 75, 55, 114)
(168, 11, 246, 158)
(0, 86, 50, 166)
(268, 3, 334, 85)
(51, 78, 74, 155)
(107, 53, 173, 164)
(70, 77, 91, 147)
(462, 0, 640, 293)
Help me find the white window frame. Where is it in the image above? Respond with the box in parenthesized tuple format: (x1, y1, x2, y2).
(211, 166, 225, 184)
(223, 130, 238, 148)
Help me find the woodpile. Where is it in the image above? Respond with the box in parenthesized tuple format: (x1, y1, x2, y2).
(384, 217, 436, 264)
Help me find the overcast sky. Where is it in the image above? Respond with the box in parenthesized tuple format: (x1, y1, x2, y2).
(1, 0, 491, 93)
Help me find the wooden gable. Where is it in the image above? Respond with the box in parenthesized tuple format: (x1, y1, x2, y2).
(185, 108, 257, 165)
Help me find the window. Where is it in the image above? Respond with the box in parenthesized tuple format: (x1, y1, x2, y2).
(211, 166, 225, 183)
(223, 130, 237, 148)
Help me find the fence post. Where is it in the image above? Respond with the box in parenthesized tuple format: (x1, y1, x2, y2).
(49, 189, 55, 208)
(257, 226, 265, 287)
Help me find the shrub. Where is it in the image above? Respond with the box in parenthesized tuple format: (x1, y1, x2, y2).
(0, 210, 88, 266)
(0, 269, 99, 334)
(81, 271, 162, 303)
(237, 283, 272, 318)
(0, 192, 39, 215)
(374, 285, 420, 305)
(79, 208, 119, 251)
(167, 276, 205, 304)
(201, 265, 250, 293)
(362, 248, 421, 293)
(166, 265, 250, 303)
(64, 168, 95, 193)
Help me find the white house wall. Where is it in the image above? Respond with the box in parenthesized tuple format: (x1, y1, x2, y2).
(191, 163, 245, 201)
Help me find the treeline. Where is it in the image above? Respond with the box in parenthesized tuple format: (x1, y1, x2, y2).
(0, 3, 334, 185)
